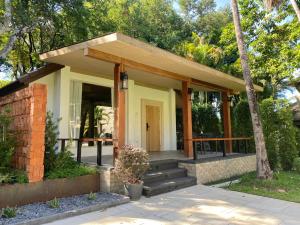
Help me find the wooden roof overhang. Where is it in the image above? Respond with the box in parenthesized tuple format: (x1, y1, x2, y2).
(39, 32, 263, 93)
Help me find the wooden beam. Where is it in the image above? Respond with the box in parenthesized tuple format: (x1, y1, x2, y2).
(84, 48, 190, 82)
(113, 64, 126, 161)
(191, 78, 232, 92)
(182, 81, 193, 157)
(222, 91, 232, 153)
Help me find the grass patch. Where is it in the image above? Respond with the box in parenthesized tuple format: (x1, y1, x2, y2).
(45, 165, 97, 179)
(0, 168, 28, 185)
(227, 171, 300, 203)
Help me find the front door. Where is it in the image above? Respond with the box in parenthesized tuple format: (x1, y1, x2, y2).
(146, 105, 161, 151)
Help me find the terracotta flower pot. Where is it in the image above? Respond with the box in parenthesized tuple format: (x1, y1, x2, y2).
(125, 182, 143, 201)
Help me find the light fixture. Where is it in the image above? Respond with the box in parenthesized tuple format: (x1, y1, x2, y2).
(227, 95, 234, 107)
(188, 88, 194, 101)
(120, 71, 128, 90)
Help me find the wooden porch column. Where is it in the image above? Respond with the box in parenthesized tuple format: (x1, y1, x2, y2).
(222, 91, 232, 153)
(182, 81, 193, 157)
(113, 64, 126, 160)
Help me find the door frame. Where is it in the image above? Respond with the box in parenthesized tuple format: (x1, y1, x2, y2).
(141, 99, 164, 151)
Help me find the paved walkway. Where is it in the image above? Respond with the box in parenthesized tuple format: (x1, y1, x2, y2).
(45, 185, 300, 225)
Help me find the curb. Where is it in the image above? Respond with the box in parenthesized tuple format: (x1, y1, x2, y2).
(15, 197, 130, 225)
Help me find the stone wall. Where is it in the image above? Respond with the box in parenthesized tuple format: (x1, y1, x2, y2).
(179, 154, 256, 184)
(0, 84, 47, 182)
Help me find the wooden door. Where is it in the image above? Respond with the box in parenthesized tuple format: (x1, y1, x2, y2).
(146, 105, 161, 151)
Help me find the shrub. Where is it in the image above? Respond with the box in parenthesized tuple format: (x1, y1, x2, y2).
(1, 207, 17, 218)
(0, 108, 15, 168)
(45, 164, 96, 179)
(192, 103, 220, 135)
(293, 157, 300, 174)
(113, 145, 149, 184)
(233, 100, 253, 137)
(0, 169, 28, 184)
(260, 98, 298, 171)
(87, 192, 96, 200)
(48, 198, 60, 208)
(44, 112, 61, 173)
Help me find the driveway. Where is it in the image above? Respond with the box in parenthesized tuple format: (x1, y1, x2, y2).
(45, 185, 300, 225)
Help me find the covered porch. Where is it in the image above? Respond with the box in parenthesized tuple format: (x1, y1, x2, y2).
(40, 33, 261, 166)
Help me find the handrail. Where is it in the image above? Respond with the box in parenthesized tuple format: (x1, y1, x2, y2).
(192, 136, 253, 160)
(191, 137, 252, 142)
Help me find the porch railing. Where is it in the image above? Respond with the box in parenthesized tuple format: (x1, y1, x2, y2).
(57, 138, 113, 166)
(191, 137, 253, 160)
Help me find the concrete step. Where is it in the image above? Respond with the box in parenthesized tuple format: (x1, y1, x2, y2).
(143, 168, 187, 185)
(143, 176, 197, 197)
(148, 159, 178, 172)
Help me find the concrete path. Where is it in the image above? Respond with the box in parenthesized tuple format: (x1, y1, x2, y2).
(45, 185, 300, 225)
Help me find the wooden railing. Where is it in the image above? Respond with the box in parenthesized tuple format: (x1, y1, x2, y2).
(191, 137, 253, 160)
(58, 138, 113, 166)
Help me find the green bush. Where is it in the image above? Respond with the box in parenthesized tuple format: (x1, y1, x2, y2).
(260, 98, 298, 171)
(44, 111, 96, 179)
(44, 111, 61, 173)
(0, 168, 28, 184)
(233, 100, 253, 137)
(87, 192, 96, 200)
(1, 207, 17, 218)
(192, 103, 220, 135)
(48, 198, 60, 208)
(0, 108, 16, 168)
(293, 157, 300, 174)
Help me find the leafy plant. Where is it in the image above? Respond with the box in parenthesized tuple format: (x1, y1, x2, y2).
(44, 111, 61, 173)
(113, 145, 149, 184)
(293, 157, 300, 174)
(48, 198, 60, 208)
(0, 108, 16, 168)
(1, 207, 17, 218)
(0, 168, 28, 184)
(87, 192, 96, 201)
(45, 164, 96, 179)
(260, 98, 298, 171)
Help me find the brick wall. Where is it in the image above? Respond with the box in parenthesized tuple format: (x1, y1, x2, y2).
(0, 84, 47, 182)
(179, 154, 256, 184)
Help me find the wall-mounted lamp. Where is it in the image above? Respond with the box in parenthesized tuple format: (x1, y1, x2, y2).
(120, 71, 128, 90)
(188, 88, 194, 101)
(227, 95, 234, 107)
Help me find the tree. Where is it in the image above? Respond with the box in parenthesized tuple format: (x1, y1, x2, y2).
(265, 0, 300, 21)
(231, 0, 273, 179)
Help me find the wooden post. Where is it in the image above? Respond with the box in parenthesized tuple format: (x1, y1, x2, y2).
(182, 81, 193, 157)
(222, 91, 232, 153)
(113, 64, 126, 161)
(88, 103, 95, 146)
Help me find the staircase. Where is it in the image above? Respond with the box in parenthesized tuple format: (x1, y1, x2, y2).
(142, 159, 197, 197)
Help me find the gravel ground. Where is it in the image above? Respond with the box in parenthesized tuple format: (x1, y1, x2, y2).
(0, 192, 128, 225)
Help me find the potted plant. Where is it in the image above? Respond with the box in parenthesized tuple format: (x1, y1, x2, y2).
(113, 145, 149, 200)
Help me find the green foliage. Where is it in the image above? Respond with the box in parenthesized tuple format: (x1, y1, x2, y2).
(1, 207, 17, 218)
(192, 102, 220, 135)
(0, 168, 28, 184)
(48, 198, 60, 209)
(44, 111, 96, 179)
(44, 111, 61, 173)
(260, 98, 298, 171)
(0, 108, 15, 168)
(0, 80, 9, 88)
(233, 100, 253, 137)
(45, 164, 96, 180)
(293, 157, 300, 174)
(87, 192, 96, 201)
(228, 171, 300, 203)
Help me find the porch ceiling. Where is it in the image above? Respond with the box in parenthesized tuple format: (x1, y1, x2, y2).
(40, 33, 263, 93)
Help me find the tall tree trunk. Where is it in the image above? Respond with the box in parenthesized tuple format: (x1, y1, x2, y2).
(291, 0, 300, 21)
(231, 0, 272, 179)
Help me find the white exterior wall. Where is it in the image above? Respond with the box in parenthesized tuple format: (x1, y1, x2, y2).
(34, 66, 177, 150)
